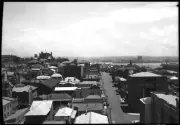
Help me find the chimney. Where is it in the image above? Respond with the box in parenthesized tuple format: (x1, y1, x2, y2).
(28, 87, 33, 105)
(4, 71, 8, 81)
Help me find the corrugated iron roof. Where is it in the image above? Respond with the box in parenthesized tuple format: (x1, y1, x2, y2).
(51, 93, 72, 100)
(55, 107, 76, 117)
(41, 79, 59, 89)
(12, 85, 37, 92)
(4, 108, 29, 122)
(25, 100, 53, 116)
(153, 92, 178, 107)
(72, 103, 103, 112)
(75, 112, 108, 124)
(85, 95, 101, 99)
(130, 72, 162, 77)
(54, 87, 77, 91)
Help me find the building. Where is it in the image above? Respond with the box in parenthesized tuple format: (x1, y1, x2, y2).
(12, 84, 38, 106)
(84, 95, 102, 103)
(128, 72, 168, 113)
(74, 112, 109, 124)
(54, 107, 77, 123)
(72, 103, 104, 115)
(24, 100, 53, 124)
(3, 97, 18, 120)
(37, 79, 59, 95)
(139, 92, 179, 123)
(4, 108, 29, 124)
(1, 55, 19, 63)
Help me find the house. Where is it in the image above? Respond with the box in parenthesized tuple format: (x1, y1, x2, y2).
(84, 95, 102, 103)
(65, 77, 80, 83)
(78, 81, 98, 88)
(24, 100, 53, 124)
(75, 112, 109, 124)
(31, 64, 43, 76)
(12, 84, 38, 106)
(72, 103, 104, 115)
(51, 73, 62, 81)
(36, 75, 51, 80)
(128, 72, 168, 113)
(58, 81, 77, 87)
(38, 79, 59, 95)
(139, 92, 179, 124)
(53, 87, 77, 98)
(4, 108, 29, 124)
(3, 97, 18, 120)
(54, 107, 77, 123)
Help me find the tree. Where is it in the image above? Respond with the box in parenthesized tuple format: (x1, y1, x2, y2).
(34, 54, 38, 58)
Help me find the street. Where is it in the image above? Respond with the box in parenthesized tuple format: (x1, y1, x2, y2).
(101, 72, 139, 123)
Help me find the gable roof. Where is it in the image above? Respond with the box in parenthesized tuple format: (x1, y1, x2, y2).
(25, 100, 53, 116)
(129, 72, 162, 77)
(41, 79, 59, 89)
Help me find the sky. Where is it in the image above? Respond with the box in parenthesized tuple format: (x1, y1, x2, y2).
(2, 2, 178, 57)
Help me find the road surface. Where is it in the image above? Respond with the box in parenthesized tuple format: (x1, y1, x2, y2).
(101, 72, 139, 123)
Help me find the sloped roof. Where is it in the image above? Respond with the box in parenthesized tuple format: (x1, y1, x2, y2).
(170, 76, 178, 80)
(72, 103, 103, 112)
(152, 92, 178, 107)
(55, 107, 75, 117)
(51, 93, 72, 101)
(129, 72, 162, 77)
(85, 95, 101, 99)
(5, 108, 29, 122)
(49, 66, 57, 69)
(25, 100, 53, 116)
(51, 73, 62, 78)
(75, 112, 108, 124)
(7, 72, 15, 76)
(41, 79, 59, 89)
(65, 77, 80, 83)
(54, 87, 77, 91)
(31, 64, 42, 69)
(36, 75, 51, 80)
(79, 81, 97, 85)
(12, 85, 37, 92)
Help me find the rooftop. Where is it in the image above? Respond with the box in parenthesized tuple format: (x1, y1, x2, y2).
(51, 93, 72, 101)
(151, 92, 179, 107)
(55, 107, 77, 118)
(3, 97, 16, 106)
(5, 108, 29, 122)
(41, 79, 59, 89)
(79, 81, 97, 85)
(54, 87, 77, 91)
(85, 95, 101, 99)
(130, 72, 162, 77)
(72, 103, 103, 112)
(75, 112, 109, 124)
(43, 121, 66, 124)
(12, 85, 38, 92)
(25, 100, 53, 116)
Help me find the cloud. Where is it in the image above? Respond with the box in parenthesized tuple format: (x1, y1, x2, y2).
(2, 2, 178, 57)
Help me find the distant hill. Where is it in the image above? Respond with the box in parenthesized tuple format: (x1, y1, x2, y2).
(69, 56, 179, 63)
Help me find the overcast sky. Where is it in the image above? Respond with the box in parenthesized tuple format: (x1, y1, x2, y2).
(2, 2, 178, 57)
